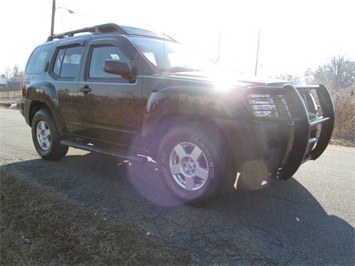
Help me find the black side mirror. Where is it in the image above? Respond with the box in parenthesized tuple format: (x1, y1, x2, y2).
(103, 60, 130, 77)
(104, 59, 137, 83)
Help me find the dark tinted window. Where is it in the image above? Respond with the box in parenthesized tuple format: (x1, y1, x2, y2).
(52, 46, 84, 78)
(89, 45, 128, 78)
(26, 45, 52, 74)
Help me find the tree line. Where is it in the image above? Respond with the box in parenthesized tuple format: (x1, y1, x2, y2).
(307, 56, 355, 91)
(275, 55, 355, 92)
(2, 65, 24, 82)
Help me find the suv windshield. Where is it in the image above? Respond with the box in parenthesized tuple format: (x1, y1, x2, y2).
(130, 36, 216, 72)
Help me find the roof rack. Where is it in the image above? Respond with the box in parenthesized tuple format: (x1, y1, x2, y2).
(47, 23, 127, 41)
(47, 23, 175, 42)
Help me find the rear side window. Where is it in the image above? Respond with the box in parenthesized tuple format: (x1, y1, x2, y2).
(26, 45, 52, 74)
(52, 45, 84, 78)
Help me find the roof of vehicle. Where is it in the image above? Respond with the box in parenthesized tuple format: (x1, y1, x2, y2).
(47, 23, 175, 42)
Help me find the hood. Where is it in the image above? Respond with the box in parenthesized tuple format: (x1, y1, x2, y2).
(164, 70, 296, 88)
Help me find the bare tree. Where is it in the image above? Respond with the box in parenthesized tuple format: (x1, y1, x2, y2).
(4, 65, 23, 82)
(274, 73, 301, 82)
(303, 68, 314, 84)
(312, 56, 355, 90)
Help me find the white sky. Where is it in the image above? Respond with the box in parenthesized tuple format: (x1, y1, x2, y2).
(0, 0, 354, 77)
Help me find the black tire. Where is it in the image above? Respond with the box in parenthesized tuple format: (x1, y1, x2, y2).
(157, 124, 227, 204)
(31, 109, 68, 160)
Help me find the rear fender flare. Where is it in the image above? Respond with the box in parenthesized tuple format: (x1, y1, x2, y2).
(26, 81, 66, 133)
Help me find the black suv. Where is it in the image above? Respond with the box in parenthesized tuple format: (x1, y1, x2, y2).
(21, 23, 335, 204)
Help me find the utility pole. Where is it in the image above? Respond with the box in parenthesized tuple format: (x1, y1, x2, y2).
(216, 31, 221, 64)
(50, 0, 56, 38)
(254, 30, 261, 76)
(50, 0, 74, 39)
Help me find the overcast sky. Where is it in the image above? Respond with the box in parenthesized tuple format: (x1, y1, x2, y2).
(0, 0, 354, 77)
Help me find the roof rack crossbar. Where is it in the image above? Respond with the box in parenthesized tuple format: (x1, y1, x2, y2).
(47, 23, 127, 41)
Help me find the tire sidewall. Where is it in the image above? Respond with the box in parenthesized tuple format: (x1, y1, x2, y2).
(158, 125, 222, 203)
(31, 109, 62, 159)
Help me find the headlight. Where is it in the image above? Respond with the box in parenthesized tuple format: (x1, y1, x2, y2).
(247, 94, 279, 117)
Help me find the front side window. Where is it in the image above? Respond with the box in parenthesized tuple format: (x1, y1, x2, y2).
(52, 46, 84, 78)
(88, 45, 128, 79)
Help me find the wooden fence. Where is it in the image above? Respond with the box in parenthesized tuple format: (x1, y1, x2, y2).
(0, 90, 22, 102)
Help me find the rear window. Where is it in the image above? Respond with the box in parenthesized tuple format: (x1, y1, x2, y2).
(26, 45, 52, 74)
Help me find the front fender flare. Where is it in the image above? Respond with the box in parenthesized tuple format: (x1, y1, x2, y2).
(141, 85, 238, 155)
(143, 86, 210, 136)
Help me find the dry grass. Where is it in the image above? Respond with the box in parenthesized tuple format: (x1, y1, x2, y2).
(0, 173, 191, 265)
(331, 88, 355, 146)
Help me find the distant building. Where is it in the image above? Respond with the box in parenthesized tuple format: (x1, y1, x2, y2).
(0, 75, 21, 91)
(0, 75, 7, 84)
(0, 75, 7, 91)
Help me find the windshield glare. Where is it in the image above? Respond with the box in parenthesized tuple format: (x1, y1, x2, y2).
(130, 36, 216, 72)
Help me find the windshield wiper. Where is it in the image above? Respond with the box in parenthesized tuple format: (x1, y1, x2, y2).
(159, 67, 197, 73)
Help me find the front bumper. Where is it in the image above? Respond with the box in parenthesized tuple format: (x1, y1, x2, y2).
(228, 84, 334, 180)
(275, 84, 334, 179)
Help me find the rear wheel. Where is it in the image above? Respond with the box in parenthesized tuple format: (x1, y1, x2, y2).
(31, 109, 68, 160)
(157, 124, 228, 204)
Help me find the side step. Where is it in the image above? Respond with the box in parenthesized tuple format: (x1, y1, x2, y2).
(60, 139, 148, 163)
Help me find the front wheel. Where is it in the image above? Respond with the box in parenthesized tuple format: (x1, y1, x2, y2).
(157, 124, 227, 204)
(31, 109, 68, 160)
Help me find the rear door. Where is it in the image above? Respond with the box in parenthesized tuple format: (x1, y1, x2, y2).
(48, 39, 86, 133)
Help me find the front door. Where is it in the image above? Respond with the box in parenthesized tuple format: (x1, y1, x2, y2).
(77, 40, 144, 146)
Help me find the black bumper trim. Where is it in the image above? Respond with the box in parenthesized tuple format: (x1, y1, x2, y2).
(278, 84, 334, 179)
(244, 84, 334, 180)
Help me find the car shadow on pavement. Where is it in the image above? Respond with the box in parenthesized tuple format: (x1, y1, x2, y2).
(2, 152, 354, 265)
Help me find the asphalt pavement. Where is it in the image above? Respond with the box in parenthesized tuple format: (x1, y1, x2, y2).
(1, 108, 354, 265)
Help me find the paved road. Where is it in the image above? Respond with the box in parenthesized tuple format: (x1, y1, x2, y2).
(1, 108, 354, 265)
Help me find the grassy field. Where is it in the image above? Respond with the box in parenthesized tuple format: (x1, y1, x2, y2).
(0, 173, 191, 265)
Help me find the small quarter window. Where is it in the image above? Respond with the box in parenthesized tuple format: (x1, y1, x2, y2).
(26, 45, 52, 74)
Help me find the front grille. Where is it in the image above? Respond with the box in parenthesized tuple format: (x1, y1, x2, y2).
(246, 94, 291, 118)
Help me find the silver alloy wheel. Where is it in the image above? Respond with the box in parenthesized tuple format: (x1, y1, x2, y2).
(36, 120, 52, 151)
(169, 142, 209, 191)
